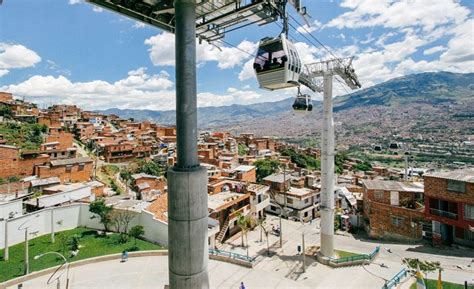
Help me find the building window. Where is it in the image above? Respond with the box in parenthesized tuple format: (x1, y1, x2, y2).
(304, 198, 309, 204)
(287, 198, 293, 205)
(65, 165, 72, 173)
(374, 191, 384, 201)
(391, 216, 404, 227)
(464, 204, 474, 221)
(447, 180, 465, 193)
(78, 163, 85, 171)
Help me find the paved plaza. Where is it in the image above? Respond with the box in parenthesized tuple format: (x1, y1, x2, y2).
(7, 216, 474, 289)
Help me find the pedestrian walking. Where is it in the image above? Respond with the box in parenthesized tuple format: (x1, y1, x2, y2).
(239, 281, 246, 289)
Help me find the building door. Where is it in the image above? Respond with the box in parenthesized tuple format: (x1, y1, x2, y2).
(440, 224, 454, 244)
(390, 191, 399, 206)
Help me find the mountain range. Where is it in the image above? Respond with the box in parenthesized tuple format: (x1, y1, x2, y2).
(101, 72, 474, 128)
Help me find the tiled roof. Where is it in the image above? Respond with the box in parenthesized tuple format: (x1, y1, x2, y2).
(146, 193, 168, 222)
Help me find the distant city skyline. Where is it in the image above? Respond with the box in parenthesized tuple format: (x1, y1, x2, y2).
(0, 0, 472, 111)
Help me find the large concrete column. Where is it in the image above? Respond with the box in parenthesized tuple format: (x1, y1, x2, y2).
(320, 73, 335, 258)
(168, 0, 209, 288)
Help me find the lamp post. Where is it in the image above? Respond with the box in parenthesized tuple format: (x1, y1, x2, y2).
(34, 251, 69, 289)
(17, 215, 39, 275)
(299, 216, 306, 273)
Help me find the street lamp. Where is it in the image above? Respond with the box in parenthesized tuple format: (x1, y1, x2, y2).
(17, 215, 39, 275)
(384, 247, 404, 263)
(34, 251, 69, 289)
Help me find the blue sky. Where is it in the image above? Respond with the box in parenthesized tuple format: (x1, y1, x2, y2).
(0, 0, 472, 111)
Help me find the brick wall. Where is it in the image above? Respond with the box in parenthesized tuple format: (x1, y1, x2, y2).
(364, 199, 424, 240)
(237, 168, 256, 183)
(45, 131, 74, 150)
(424, 176, 474, 229)
(37, 162, 92, 182)
(0, 92, 13, 102)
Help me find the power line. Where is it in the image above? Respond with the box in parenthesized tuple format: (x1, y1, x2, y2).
(287, 13, 342, 62)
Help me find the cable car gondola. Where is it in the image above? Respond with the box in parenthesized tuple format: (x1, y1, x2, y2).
(292, 87, 313, 112)
(253, 33, 302, 90)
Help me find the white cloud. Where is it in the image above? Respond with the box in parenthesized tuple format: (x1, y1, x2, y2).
(0, 67, 275, 110)
(133, 22, 146, 29)
(328, 0, 469, 32)
(423, 46, 446, 56)
(144, 32, 258, 69)
(68, 0, 81, 5)
(0, 68, 175, 110)
(0, 43, 41, 77)
(238, 59, 255, 81)
(92, 6, 104, 13)
(296, 20, 322, 34)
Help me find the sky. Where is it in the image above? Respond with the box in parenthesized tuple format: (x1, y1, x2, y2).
(0, 0, 473, 111)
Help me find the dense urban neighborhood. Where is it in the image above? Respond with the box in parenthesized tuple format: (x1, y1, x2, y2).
(0, 89, 473, 288)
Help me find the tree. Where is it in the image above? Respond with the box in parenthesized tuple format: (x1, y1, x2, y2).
(69, 234, 81, 252)
(129, 225, 145, 247)
(254, 159, 280, 182)
(111, 209, 136, 243)
(256, 218, 271, 256)
(402, 258, 441, 282)
(89, 199, 113, 232)
(57, 232, 69, 256)
(237, 213, 255, 257)
(238, 144, 247, 156)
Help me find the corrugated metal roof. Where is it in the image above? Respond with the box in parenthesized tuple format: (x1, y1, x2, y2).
(362, 180, 424, 192)
(50, 157, 92, 166)
(424, 169, 474, 183)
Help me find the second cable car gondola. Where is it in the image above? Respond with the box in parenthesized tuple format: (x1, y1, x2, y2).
(253, 33, 302, 90)
(292, 88, 313, 112)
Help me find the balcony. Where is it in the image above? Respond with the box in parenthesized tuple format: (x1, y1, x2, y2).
(429, 208, 458, 220)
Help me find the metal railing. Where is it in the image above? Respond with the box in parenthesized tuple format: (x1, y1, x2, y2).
(329, 246, 380, 264)
(209, 248, 255, 263)
(429, 208, 458, 220)
(383, 268, 408, 289)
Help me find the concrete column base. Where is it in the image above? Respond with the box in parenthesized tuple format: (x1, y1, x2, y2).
(168, 166, 209, 289)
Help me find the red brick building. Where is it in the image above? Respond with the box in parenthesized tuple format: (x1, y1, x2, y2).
(424, 169, 474, 247)
(37, 157, 93, 182)
(0, 145, 50, 178)
(363, 180, 425, 240)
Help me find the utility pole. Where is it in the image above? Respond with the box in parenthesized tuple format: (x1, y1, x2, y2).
(167, 1, 209, 288)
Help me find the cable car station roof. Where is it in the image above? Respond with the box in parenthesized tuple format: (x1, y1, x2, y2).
(87, 0, 281, 42)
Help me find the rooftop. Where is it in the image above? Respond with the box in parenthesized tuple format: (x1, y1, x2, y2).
(30, 177, 60, 187)
(234, 165, 255, 172)
(362, 180, 424, 192)
(208, 191, 248, 211)
(424, 168, 474, 183)
(146, 193, 168, 222)
(50, 156, 93, 166)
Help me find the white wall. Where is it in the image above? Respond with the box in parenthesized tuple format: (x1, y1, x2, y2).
(1, 203, 169, 250)
(0, 200, 23, 220)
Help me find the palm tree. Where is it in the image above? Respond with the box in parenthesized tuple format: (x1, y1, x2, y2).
(257, 218, 270, 256)
(237, 213, 255, 257)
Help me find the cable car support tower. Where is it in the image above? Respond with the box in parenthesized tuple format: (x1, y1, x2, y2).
(305, 58, 361, 258)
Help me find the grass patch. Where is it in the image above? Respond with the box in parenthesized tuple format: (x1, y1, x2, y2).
(335, 250, 359, 258)
(0, 227, 162, 282)
(410, 279, 464, 289)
